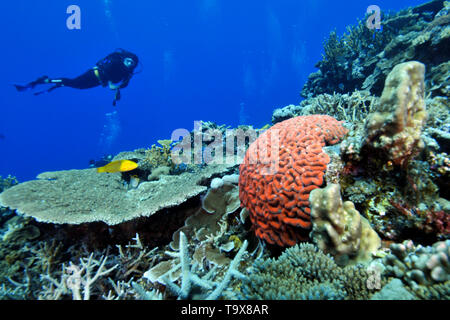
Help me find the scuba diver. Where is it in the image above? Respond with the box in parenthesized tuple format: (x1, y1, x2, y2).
(14, 49, 139, 106)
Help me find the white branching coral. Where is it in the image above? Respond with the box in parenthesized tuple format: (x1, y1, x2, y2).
(146, 231, 248, 300)
(39, 253, 118, 300)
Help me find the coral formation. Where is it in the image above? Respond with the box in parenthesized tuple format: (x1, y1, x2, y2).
(0, 157, 236, 225)
(302, 1, 450, 98)
(142, 139, 174, 171)
(309, 184, 381, 266)
(272, 91, 379, 124)
(239, 242, 377, 300)
(239, 115, 348, 246)
(365, 61, 427, 167)
(145, 232, 248, 300)
(0, 175, 18, 193)
(1, 1, 448, 302)
(381, 239, 450, 299)
(371, 278, 417, 300)
(201, 174, 240, 215)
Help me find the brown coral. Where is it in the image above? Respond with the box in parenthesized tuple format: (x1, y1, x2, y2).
(239, 115, 348, 247)
(309, 183, 381, 265)
(365, 61, 427, 166)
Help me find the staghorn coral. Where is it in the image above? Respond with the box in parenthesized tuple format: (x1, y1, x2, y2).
(239, 242, 377, 300)
(309, 184, 381, 266)
(39, 252, 118, 300)
(365, 61, 428, 167)
(146, 231, 248, 300)
(239, 115, 348, 247)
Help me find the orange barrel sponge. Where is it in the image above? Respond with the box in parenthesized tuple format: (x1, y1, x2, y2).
(239, 115, 348, 247)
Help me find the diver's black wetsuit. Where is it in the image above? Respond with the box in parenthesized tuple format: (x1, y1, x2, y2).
(15, 49, 139, 105)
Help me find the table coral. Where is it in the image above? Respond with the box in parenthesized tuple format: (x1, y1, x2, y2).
(239, 115, 348, 247)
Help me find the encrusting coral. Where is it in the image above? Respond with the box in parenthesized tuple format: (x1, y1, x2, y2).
(309, 183, 381, 266)
(239, 114, 348, 246)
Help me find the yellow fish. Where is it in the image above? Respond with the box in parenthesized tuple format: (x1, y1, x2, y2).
(97, 160, 138, 173)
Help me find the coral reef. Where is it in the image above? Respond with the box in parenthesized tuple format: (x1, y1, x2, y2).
(239, 242, 377, 300)
(365, 61, 427, 167)
(142, 139, 175, 171)
(272, 91, 379, 125)
(309, 184, 381, 266)
(1, 1, 448, 302)
(145, 232, 248, 300)
(239, 115, 348, 246)
(302, 1, 449, 98)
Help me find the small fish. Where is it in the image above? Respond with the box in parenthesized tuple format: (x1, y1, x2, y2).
(97, 160, 138, 173)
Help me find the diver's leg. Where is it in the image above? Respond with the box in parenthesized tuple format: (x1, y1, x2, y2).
(58, 70, 101, 89)
(33, 83, 64, 96)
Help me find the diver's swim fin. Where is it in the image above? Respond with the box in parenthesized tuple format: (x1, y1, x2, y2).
(14, 84, 30, 92)
(14, 76, 50, 92)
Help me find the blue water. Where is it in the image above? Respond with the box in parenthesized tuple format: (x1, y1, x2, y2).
(0, 0, 424, 182)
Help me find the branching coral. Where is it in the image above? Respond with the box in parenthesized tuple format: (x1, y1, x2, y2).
(142, 139, 175, 171)
(39, 253, 118, 300)
(0, 175, 18, 193)
(302, 1, 447, 98)
(239, 242, 377, 300)
(272, 91, 379, 125)
(147, 232, 248, 300)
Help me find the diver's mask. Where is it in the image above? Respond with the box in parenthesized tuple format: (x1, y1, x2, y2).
(124, 57, 136, 69)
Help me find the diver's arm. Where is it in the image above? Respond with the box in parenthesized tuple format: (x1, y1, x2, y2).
(119, 78, 130, 89)
(108, 81, 120, 90)
(108, 78, 129, 90)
